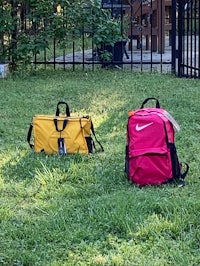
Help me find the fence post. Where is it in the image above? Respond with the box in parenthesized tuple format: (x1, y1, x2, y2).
(171, 0, 177, 74)
(177, 0, 184, 77)
(157, 0, 165, 54)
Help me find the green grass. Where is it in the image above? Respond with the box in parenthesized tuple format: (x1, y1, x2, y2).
(0, 69, 200, 266)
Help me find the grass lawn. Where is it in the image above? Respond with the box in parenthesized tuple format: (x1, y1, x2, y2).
(0, 69, 200, 266)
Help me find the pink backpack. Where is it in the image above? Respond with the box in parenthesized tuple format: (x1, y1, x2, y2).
(125, 98, 189, 186)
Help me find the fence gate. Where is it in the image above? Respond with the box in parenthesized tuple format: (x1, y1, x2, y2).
(175, 0, 200, 78)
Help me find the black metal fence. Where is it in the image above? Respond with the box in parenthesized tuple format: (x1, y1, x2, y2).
(0, 0, 200, 78)
(176, 0, 200, 78)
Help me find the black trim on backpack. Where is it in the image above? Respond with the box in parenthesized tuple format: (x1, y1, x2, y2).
(163, 120, 189, 186)
(168, 143, 181, 179)
(125, 145, 129, 176)
(163, 124, 189, 186)
(54, 118, 68, 132)
(125, 120, 130, 180)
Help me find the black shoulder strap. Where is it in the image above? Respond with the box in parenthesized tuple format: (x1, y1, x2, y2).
(91, 121, 104, 152)
(27, 123, 34, 149)
(179, 162, 189, 187)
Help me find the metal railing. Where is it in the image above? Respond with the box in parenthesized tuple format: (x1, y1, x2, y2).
(177, 0, 200, 78)
(0, 0, 199, 77)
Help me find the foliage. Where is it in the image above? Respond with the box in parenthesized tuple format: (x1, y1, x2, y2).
(0, 0, 56, 68)
(0, 69, 200, 265)
(0, 2, 15, 62)
(83, 0, 128, 47)
(0, 0, 128, 69)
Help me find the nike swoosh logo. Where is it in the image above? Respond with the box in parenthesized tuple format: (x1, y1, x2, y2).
(136, 122, 153, 131)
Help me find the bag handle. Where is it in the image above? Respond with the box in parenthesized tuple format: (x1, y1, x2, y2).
(141, 98, 160, 108)
(56, 101, 70, 117)
(54, 118, 68, 132)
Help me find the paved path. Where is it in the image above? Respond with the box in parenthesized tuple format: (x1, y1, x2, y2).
(50, 39, 172, 72)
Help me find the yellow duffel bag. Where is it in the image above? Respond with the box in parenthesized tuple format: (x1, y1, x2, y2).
(27, 101, 104, 155)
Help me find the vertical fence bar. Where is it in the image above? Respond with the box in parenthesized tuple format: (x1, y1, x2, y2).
(82, 33, 85, 71)
(171, 0, 177, 73)
(193, 0, 197, 76)
(129, 0, 134, 71)
(158, 0, 165, 54)
(198, 0, 200, 77)
(177, 0, 183, 77)
(150, 0, 153, 71)
(190, 1, 193, 77)
(53, 38, 56, 70)
(140, 1, 143, 71)
(186, 3, 189, 77)
(157, 0, 165, 73)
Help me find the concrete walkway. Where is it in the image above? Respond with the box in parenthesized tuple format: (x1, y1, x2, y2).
(50, 38, 173, 73)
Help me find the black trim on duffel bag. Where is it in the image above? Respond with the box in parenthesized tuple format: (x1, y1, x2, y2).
(56, 101, 70, 117)
(90, 121, 104, 152)
(27, 123, 34, 149)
